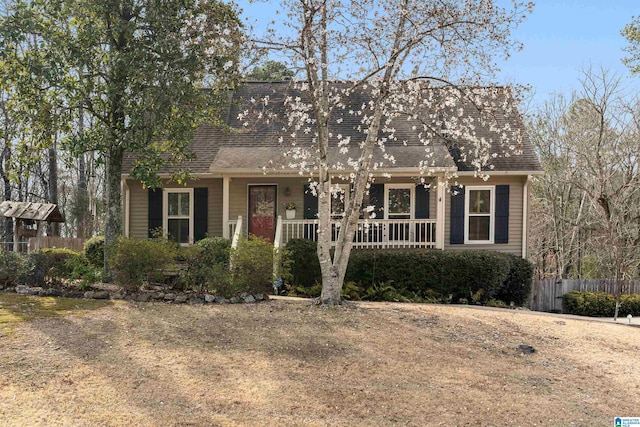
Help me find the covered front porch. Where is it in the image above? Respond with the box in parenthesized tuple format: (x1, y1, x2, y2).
(221, 175, 447, 251)
(228, 216, 438, 250)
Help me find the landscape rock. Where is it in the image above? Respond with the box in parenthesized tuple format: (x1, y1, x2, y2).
(93, 291, 110, 300)
(151, 292, 165, 300)
(134, 293, 151, 303)
(189, 296, 204, 304)
(174, 294, 188, 304)
(229, 296, 241, 304)
(84, 291, 96, 299)
(517, 344, 536, 354)
(111, 293, 125, 300)
(163, 293, 176, 301)
(16, 285, 38, 295)
(215, 296, 230, 304)
(243, 294, 256, 303)
(45, 289, 63, 297)
(204, 294, 216, 303)
(64, 291, 85, 299)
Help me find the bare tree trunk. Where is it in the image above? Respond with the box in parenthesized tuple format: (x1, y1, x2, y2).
(48, 142, 60, 236)
(104, 146, 124, 275)
(77, 153, 88, 238)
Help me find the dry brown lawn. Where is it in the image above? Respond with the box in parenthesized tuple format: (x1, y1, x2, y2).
(1, 295, 639, 426)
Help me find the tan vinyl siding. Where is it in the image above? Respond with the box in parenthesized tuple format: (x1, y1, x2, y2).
(126, 178, 223, 240)
(444, 176, 525, 256)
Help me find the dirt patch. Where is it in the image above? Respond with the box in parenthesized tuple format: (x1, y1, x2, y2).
(0, 297, 638, 426)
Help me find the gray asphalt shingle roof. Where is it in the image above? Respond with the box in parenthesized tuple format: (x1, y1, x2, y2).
(122, 82, 542, 175)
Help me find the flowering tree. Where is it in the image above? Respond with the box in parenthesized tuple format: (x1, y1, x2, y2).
(1, 0, 243, 268)
(248, 0, 533, 305)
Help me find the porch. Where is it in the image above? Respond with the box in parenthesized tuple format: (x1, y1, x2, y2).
(221, 174, 447, 250)
(228, 216, 438, 250)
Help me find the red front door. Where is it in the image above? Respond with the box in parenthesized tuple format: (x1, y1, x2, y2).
(248, 185, 277, 242)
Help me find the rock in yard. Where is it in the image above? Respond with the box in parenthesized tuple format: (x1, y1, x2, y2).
(84, 291, 96, 299)
(214, 296, 230, 304)
(163, 293, 176, 301)
(517, 344, 536, 354)
(134, 293, 152, 303)
(45, 289, 63, 297)
(16, 285, 39, 295)
(174, 294, 188, 304)
(204, 294, 216, 303)
(243, 294, 256, 303)
(229, 296, 241, 304)
(93, 291, 110, 300)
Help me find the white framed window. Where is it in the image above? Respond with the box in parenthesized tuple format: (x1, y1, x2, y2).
(331, 184, 350, 218)
(384, 184, 414, 220)
(163, 188, 194, 245)
(464, 186, 495, 244)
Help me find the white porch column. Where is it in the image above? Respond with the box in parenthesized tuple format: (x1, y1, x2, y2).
(222, 176, 230, 238)
(435, 176, 446, 250)
(13, 218, 19, 252)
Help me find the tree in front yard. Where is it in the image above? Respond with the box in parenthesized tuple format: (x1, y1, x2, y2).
(247, 0, 533, 305)
(0, 0, 244, 271)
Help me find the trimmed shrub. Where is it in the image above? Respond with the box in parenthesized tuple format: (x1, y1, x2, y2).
(182, 237, 232, 292)
(66, 253, 104, 288)
(284, 239, 321, 288)
(0, 250, 31, 287)
(495, 255, 534, 306)
(28, 248, 79, 286)
(563, 291, 640, 317)
(231, 236, 274, 295)
(84, 236, 105, 268)
(344, 249, 511, 303)
(283, 244, 534, 306)
(109, 238, 177, 292)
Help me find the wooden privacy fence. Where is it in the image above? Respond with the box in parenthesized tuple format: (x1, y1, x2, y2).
(28, 236, 87, 252)
(530, 279, 640, 313)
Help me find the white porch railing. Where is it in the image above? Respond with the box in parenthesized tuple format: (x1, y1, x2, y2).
(278, 219, 437, 249)
(230, 216, 243, 250)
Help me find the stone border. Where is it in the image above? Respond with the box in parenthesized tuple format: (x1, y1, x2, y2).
(3, 284, 269, 305)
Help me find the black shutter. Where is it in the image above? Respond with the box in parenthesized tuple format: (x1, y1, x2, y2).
(148, 189, 163, 238)
(368, 183, 384, 219)
(494, 185, 509, 244)
(303, 185, 318, 239)
(415, 184, 430, 219)
(303, 184, 318, 219)
(194, 187, 208, 242)
(450, 186, 465, 244)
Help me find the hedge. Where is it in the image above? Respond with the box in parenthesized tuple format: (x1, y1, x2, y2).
(563, 291, 640, 317)
(284, 240, 533, 305)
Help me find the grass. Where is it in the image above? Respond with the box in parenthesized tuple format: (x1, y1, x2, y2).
(0, 296, 639, 426)
(0, 293, 114, 336)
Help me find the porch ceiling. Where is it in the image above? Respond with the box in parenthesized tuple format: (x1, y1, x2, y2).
(209, 145, 456, 174)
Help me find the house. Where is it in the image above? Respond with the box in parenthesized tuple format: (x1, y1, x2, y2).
(121, 82, 542, 258)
